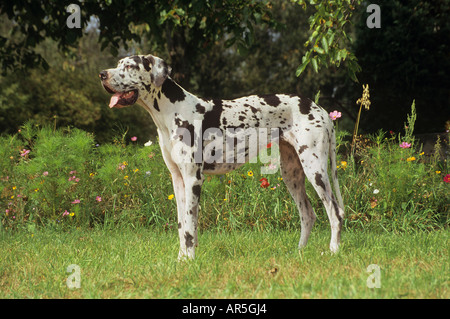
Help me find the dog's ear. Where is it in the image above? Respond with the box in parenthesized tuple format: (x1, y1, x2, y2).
(143, 54, 171, 87)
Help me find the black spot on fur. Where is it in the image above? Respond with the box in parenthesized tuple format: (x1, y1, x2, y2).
(299, 97, 312, 115)
(250, 106, 259, 114)
(131, 55, 142, 64)
(202, 99, 223, 134)
(161, 78, 186, 103)
(298, 145, 308, 154)
(195, 103, 206, 114)
(143, 83, 151, 92)
(331, 195, 342, 222)
(154, 98, 160, 112)
(185, 232, 194, 248)
(142, 56, 152, 71)
(308, 114, 315, 121)
(175, 118, 195, 147)
(260, 95, 281, 107)
(315, 172, 326, 191)
(192, 185, 202, 198)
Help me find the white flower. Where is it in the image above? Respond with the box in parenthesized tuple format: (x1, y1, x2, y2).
(144, 140, 153, 147)
(373, 189, 380, 194)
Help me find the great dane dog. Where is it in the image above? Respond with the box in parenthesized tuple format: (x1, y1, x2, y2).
(99, 54, 345, 260)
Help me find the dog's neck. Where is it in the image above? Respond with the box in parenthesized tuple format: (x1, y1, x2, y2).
(137, 77, 207, 132)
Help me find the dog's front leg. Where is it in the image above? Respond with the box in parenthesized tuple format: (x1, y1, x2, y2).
(178, 164, 204, 260)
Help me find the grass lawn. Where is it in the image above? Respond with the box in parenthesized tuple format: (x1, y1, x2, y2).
(0, 227, 448, 299)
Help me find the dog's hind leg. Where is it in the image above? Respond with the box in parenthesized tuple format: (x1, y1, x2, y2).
(296, 137, 344, 253)
(279, 140, 317, 249)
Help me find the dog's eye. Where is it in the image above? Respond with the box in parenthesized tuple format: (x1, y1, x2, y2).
(125, 65, 131, 70)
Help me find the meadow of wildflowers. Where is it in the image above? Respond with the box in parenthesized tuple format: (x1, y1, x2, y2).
(0, 103, 448, 233)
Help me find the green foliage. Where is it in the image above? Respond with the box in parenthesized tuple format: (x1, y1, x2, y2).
(338, 103, 449, 231)
(0, 0, 277, 76)
(293, 0, 363, 81)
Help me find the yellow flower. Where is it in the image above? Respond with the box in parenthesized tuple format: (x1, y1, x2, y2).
(133, 168, 139, 173)
(89, 172, 95, 177)
(124, 175, 129, 179)
(247, 171, 254, 177)
(168, 194, 174, 200)
(419, 152, 424, 156)
(339, 161, 348, 170)
(34, 188, 39, 192)
(70, 212, 74, 217)
(223, 198, 227, 201)
(406, 156, 416, 162)
(12, 186, 17, 190)
(123, 161, 128, 166)
(436, 171, 441, 174)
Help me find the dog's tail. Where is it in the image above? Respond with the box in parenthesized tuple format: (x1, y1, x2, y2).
(330, 127, 344, 210)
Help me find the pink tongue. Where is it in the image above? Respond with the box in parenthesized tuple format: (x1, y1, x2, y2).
(109, 93, 122, 108)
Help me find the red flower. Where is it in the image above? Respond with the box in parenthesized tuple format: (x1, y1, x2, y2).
(267, 143, 272, 148)
(444, 174, 450, 183)
(259, 177, 270, 188)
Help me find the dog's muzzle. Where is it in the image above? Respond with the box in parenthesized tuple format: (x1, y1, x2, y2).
(99, 70, 139, 108)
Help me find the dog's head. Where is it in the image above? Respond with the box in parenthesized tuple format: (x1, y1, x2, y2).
(99, 54, 170, 108)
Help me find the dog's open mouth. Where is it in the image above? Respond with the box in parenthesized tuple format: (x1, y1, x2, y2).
(104, 85, 138, 108)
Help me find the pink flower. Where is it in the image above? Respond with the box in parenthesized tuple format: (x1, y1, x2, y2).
(70, 170, 77, 175)
(329, 111, 342, 121)
(62, 210, 70, 217)
(96, 196, 102, 202)
(71, 199, 80, 204)
(43, 171, 49, 176)
(20, 149, 30, 157)
(131, 136, 137, 142)
(399, 142, 411, 149)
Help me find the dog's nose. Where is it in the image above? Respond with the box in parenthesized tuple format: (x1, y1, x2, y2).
(99, 70, 108, 81)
